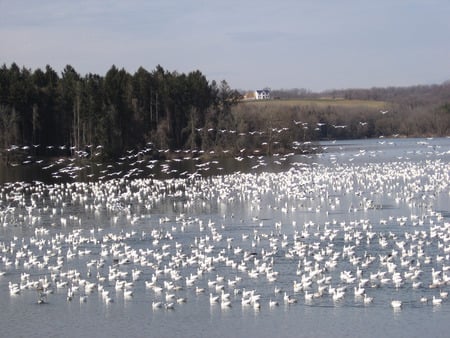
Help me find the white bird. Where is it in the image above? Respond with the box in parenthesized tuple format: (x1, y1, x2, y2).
(165, 302, 175, 310)
(284, 292, 297, 304)
(67, 287, 73, 301)
(432, 296, 442, 306)
(209, 293, 219, 304)
(304, 291, 314, 301)
(221, 290, 230, 302)
(354, 286, 365, 297)
(269, 299, 279, 307)
(196, 286, 206, 294)
(221, 299, 232, 308)
(363, 294, 373, 304)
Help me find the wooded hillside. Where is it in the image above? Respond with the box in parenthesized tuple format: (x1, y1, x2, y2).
(1, 62, 449, 160)
(0, 63, 240, 158)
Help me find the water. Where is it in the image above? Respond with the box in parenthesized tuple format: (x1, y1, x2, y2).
(0, 137, 449, 338)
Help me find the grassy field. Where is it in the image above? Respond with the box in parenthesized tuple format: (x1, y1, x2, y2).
(238, 98, 388, 110)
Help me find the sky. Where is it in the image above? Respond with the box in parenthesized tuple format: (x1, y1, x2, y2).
(1, 0, 450, 92)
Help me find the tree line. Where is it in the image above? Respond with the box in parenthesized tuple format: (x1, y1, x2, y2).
(0, 63, 241, 159)
(251, 83, 450, 140)
(1, 62, 449, 161)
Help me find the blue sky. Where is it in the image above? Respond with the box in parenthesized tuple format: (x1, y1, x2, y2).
(1, 0, 449, 91)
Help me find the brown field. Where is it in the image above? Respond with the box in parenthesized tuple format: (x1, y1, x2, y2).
(238, 98, 388, 110)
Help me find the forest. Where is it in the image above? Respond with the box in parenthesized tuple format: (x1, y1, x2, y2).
(0, 63, 241, 159)
(1, 62, 449, 161)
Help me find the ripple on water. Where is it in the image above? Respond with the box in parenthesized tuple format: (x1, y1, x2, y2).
(0, 138, 450, 338)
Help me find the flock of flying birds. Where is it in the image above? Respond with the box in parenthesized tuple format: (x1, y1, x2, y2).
(1, 125, 321, 181)
(2, 115, 394, 182)
(1, 137, 449, 314)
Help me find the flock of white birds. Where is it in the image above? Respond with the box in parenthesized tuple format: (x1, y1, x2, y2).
(1, 140, 450, 314)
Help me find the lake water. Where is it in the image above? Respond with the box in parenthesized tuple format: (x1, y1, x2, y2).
(0, 137, 449, 338)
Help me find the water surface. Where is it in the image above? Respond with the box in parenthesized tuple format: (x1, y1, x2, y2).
(0, 137, 449, 338)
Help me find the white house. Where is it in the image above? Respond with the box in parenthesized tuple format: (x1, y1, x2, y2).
(254, 89, 271, 100)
